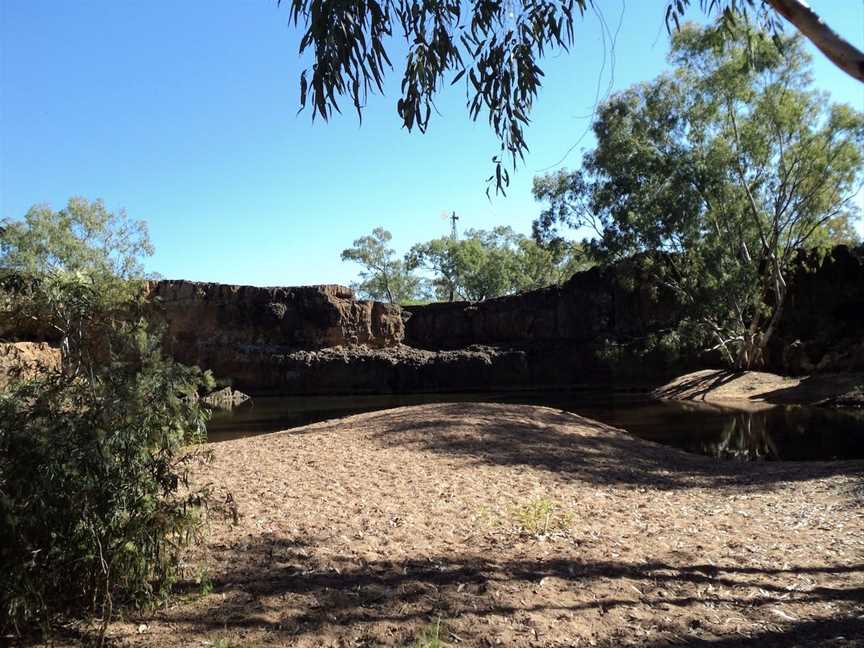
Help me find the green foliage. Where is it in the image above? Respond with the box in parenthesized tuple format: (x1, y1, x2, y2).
(533, 22, 864, 369)
(409, 618, 447, 648)
(342, 224, 590, 305)
(341, 227, 422, 304)
(408, 226, 591, 302)
(280, 0, 801, 194)
(0, 198, 211, 634)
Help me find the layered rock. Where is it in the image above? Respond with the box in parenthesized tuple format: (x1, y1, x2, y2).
(403, 259, 680, 350)
(768, 246, 864, 373)
(147, 281, 404, 386)
(3, 246, 861, 396)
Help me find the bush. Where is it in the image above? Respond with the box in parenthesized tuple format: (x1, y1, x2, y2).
(0, 302, 212, 635)
(0, 199, 212, 635)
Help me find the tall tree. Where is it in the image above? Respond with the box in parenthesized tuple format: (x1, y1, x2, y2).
(407, 236, 466, 302)
(533, 23, 864, 369)
(279, 0, 862, 194)
(340, 227, 421, 303)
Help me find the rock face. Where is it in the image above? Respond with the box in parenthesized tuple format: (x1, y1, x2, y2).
(146, 260, 688, 394)
(767, 246, 864, 373)
(4, 247, 861, 396)
(0, 342, 61, 389)
(147, 281, 404, 386)
(405, 246, 864, 378)
(403, 259, 681, 350)
(135, 246, 864, 394)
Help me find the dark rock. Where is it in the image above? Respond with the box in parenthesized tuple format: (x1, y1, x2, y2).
(147, 281, 404, 377)
(5, 246, 862, 396)
(817, 387, 864, 410)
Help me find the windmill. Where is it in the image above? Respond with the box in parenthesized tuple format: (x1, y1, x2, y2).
(439, 210, 459, 240)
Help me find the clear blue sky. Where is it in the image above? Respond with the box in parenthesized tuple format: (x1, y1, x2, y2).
(1, 1, 862, 287)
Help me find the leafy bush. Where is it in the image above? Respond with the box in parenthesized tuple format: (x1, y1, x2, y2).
(0, 199, 212, 635)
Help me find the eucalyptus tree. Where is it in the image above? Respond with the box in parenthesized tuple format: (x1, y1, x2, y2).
(533, 23, 864, 369)
(280, 0, 862, 194)
(407, 225, 586, 301)
(340, 227, 421, 303)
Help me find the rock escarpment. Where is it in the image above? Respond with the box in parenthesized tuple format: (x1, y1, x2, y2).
(146, 281, 405, 391)
(147, 259, 686, 394)
(405, 246, 864, 378)
(3, 247, 861, 395)
(149, 281, 403, 352)
(144, 246, 864, 394)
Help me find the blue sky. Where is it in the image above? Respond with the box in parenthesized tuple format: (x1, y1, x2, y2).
(1, 1, 862, 287)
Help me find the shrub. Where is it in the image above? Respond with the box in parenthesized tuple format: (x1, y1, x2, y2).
(0, 199, 212, 636)
(0, 331, 212, 631)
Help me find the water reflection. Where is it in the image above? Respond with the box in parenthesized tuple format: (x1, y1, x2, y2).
(705, 410, 780, 460)
(701, 404, 864, 461)
(207, 392, 864, 462)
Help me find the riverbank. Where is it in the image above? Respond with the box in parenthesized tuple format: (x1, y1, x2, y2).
(100, 403, 862, 647)
(654, 369, 864, 408)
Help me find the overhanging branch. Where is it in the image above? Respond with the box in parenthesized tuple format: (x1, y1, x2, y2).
(765, 0, 864, 83)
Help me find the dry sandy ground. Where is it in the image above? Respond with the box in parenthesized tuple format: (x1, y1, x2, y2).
(103, 403, 863, 648)
(653, 370, 864, 406)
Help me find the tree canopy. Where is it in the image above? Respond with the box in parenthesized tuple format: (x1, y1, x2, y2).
(340, 227, 421, 303)
(342, 225, 589, 303)
(532, 22, 864, 368)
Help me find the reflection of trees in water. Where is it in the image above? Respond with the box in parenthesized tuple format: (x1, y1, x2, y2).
(704, 411, 780, 461)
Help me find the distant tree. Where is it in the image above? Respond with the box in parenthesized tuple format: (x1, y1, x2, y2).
(279, 0, 863, 194)
(0, 199, 210, 635)
(406, 236, 465, 302)
(340, 227, 421, 303)
(408, 225, 588, 301)
(515, 238, 593, 291)
(533, 23, 864, 369)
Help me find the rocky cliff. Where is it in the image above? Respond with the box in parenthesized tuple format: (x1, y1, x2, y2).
(113, 246, 864, 394)
(403, 258, 681, 350)
(4, 247, 861, 396)
(146, 281, 405, 391)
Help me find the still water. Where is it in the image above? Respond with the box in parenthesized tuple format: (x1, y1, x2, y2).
(206, 391, 864, 461)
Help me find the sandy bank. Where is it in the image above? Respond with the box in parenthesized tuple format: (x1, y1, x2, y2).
(106, 403, 862, 647)
(654, 369, 864, 408)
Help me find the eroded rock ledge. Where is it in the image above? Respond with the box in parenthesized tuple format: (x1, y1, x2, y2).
(3, 246, 862, 396)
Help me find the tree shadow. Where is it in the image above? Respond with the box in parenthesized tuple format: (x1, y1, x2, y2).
(611, 615, 864, 648)
(653, 369, 743, 401)
(756, 372, 864, 405)
(150, 533, 864, 646)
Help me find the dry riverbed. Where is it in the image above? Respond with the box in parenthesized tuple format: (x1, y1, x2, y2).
(101, 402, 862, 647)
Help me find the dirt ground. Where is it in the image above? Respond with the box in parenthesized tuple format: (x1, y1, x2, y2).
(102, 402, 862, 647)
(653, 369, 864, 406)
